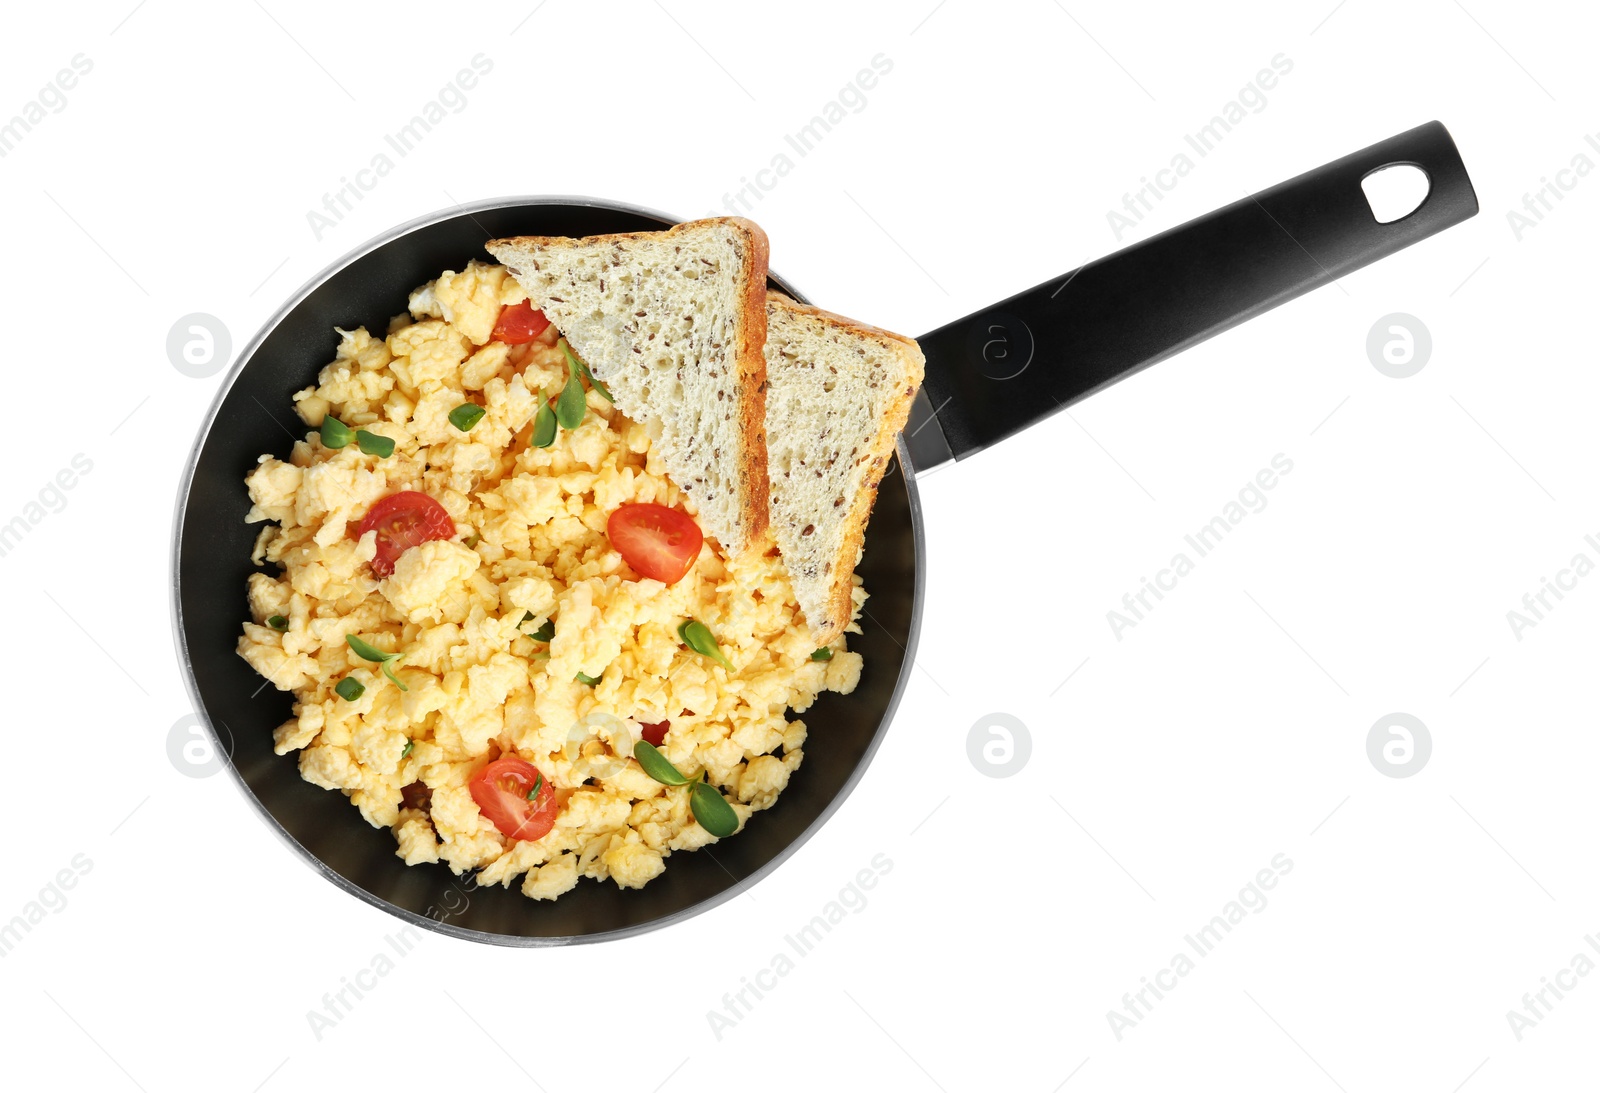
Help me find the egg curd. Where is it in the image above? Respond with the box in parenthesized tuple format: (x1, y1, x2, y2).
(237, 262, 864, 900)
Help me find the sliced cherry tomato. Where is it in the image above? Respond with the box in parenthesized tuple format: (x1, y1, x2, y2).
(468, 756, 560, 842)
(639, 720, 670, 747)
(356, 491, 455, 578)
(491, 300, 551, 344)
(607, 503, 703, 585)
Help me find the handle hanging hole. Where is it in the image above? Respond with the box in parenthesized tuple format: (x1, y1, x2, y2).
(1361, 164, 1430, 223)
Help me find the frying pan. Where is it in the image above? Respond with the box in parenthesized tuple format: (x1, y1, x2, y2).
(174, 121, 1477, 946)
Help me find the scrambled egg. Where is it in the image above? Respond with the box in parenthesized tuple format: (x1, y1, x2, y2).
(238, 261, 865, 899)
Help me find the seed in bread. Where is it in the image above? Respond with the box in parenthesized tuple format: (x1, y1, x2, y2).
(486, 219, 771, 556)
(763, 295, 925, 644)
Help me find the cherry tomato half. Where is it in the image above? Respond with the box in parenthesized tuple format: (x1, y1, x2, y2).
(639, 720, 670, 747)
(491, 301, 551, 344)
(356, 491, 456, 578)
(468, 756, 560, 842)
(607, 503, 703, 585)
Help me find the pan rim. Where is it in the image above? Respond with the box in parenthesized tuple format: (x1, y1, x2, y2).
(169, 195, 927, 946)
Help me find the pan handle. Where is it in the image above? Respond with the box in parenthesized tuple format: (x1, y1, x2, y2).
(906, 120, 1478, 470)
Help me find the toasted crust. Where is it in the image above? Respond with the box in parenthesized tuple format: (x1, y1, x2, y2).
(765, 295, 924, 643)
(486, 218, 771, 555)
(733, 220, 771, 549)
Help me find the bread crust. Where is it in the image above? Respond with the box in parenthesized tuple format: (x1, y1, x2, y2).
(486, 217, 772, 556)
(765, 296, 924, 643)
(729, 219, 771, 551)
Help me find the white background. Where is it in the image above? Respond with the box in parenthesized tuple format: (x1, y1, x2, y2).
(2, 0, 1595, 1088)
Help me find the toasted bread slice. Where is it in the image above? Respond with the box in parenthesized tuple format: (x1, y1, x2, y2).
(763, 295, 925, 643)
(486, 218, 771, 555)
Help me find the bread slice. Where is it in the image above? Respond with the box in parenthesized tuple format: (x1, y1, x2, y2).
(763, 295, 925, 643)
(485, 218, 771, 555)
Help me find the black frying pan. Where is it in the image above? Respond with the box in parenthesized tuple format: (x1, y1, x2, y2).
(174, 121, 1476, 946)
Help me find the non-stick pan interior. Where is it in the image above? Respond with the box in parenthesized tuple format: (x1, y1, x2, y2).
(174, 200, 919, 944)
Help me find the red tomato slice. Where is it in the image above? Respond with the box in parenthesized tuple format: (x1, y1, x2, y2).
(356, 491, 456, 578)
(468, 756, 560, 842)
(639, 720, 669, 747)
(607, 503, 703, 584)
(491, 301, 551, 344)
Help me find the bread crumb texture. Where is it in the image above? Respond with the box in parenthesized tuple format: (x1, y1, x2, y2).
(764, 296, 923, 643)
(487, 220, 766, 555)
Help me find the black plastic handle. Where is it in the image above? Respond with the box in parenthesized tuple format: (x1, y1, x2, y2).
(905, 121, 1478, 470)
